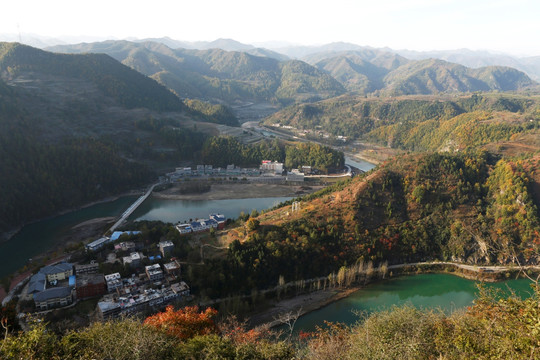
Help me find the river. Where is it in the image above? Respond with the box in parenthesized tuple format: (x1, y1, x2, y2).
(0, 196, 293, 279)
(0, 196, 136, 279)
(290, 273, 534, 333)
(128, 197, 292, 223)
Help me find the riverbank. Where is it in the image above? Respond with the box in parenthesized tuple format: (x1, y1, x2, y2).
(0, 190, 143, 244)
(248, 261, 539, 330)
(153, 183, 324, 201)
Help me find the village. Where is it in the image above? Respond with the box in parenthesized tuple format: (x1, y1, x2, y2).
(5, 159, 342, 325)
(20, 226, 199, 321)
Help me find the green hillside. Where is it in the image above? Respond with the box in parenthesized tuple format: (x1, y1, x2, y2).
(382, 59, 535, 95)
(48, 41, 346, 105)
(0, 42, 184, 111)
(264, 93, 540, 150)
(0, 43, 216, 234)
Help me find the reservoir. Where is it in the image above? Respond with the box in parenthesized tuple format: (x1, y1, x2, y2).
(291, 273, 534, 333)
(128, 197, 292, 223)
(0, 196, 136, 279)
(0, 196, 292, 279)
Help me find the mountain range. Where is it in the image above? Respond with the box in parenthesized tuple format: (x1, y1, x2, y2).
(47, 41, 345, 105)
(47, 40, 536, 102)
(7, 32, 538, 81)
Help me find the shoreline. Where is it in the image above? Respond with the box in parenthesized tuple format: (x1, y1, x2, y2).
(153, 183, 324, 201)
(248, 261, 539, 329)
(0, 190, 143, 244)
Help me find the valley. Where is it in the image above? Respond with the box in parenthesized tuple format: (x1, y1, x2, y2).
(0, 36, 539, 359)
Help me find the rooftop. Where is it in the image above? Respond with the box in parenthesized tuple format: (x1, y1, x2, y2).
(76, 274, 105, 287)
(40, 262, 73, 275)
(33, 287, 72, 302)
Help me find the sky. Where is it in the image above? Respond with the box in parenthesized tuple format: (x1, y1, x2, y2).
(2, 0, 540, 56)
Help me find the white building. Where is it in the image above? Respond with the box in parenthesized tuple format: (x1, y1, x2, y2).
(260, 160, 284, 175)
(158, 241, 174, 257)
(286, 169, 305, 182)
(145, 264, 164, 281)
(122, 252, 142, 267)
(105, 273, 122, 292)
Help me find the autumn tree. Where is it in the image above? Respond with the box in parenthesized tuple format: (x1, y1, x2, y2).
(144, 305, 218, 340)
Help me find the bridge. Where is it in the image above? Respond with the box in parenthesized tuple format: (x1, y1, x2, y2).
(108, 182, 159, 233)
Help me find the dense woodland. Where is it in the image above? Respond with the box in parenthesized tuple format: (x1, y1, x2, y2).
(200, 136, 343, 171)
(265, 94, 540, 151)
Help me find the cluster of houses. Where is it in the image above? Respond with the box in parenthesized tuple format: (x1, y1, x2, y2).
(97, 260, 190, 320)
(167, 164, 261, 181)
(175, 213, 226, 235)
(24, 235, 191, 318)
(27, 261, 109, 311)
(166, 161, 306, 183)
(269, 123, 348, 142)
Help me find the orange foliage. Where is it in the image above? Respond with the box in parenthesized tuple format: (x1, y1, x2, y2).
(144, 305, 218, 340)
(218, 315, 269, 345)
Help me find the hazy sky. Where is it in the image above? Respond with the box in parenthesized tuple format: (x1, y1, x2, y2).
(2, 0, 539, 55)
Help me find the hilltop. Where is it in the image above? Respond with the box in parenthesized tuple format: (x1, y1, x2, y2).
(47, 41, 345, 105)
(264, 93, 540, 152)
(0, 43, 213, 234)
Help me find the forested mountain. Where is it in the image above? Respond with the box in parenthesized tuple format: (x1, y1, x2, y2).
(264, 93, 540, 150)
(0, 42, 184, 111)
(308, 51, 407, 93)
(229, 152, 540, 293)
(47, 40, 537, 100)
(0, 42, 214, 235)
(47, 41, 345, 105)
(305, 51, 535, 95)
(396, 48, 540, 81)
(382, 59, 535, 95)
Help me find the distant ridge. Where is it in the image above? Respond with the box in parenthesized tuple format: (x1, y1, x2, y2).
(48, 40, 344, 105)
(0, 42, 184, 111)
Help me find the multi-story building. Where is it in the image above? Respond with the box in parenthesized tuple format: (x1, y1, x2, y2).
(158, 241, 174, 257)
(41, 262, 73, 282)
(104, 273, 122, 292)
(74, 263, 99, 275)
(145, 264, 164, 282)
(33, 287, 73, 311)
(76, 274, 107, 299)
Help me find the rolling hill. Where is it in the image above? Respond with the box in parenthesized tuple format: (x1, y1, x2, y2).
(0, 42, 212, 235)
(382, 59, 535, 95)
(263, 93, 540, 151)
(47, 41, 345, 105)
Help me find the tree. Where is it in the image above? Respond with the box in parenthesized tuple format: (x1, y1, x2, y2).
(246, 218, 260, 232)
(144, 305, 218, 340)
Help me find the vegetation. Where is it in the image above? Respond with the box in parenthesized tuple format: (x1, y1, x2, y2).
(284, 142, 344, 173)
(184, 99, 239, 126)
(2, 286, 539, 359)
(48, 41, 346, 105)
(265, 93, 540, 151)
(0, 42, 184, 111)
(0, 136, 152, 233)
(200, 136, 343, 171)
(201, 152, 540, 297)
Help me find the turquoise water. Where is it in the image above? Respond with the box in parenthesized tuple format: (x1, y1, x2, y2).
(291, 273, 534, 333)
